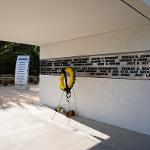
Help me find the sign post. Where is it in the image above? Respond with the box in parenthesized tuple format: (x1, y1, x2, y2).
(15, 55, 30, 89)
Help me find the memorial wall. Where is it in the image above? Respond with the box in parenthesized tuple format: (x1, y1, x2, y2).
(41, 50, 150, 80)
(40, 25, 150, 135)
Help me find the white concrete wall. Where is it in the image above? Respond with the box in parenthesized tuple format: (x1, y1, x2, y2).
(40, 24, 150, 135)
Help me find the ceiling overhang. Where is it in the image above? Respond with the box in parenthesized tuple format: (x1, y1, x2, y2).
(0, 0, 149, 46)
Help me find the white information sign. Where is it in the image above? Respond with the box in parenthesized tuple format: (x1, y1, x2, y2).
(15, 55, 30, 89)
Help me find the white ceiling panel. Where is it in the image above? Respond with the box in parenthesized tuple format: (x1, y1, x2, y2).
(123, 0, 150, 19)
(0, 0, 149, 45)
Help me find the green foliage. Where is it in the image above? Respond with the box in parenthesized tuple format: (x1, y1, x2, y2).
(0, 41, 40, 76)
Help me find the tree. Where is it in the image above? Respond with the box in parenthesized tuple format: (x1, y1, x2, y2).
(0, 41, 40, 76)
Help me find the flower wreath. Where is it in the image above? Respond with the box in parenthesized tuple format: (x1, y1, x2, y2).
(60, 67, 75, 92)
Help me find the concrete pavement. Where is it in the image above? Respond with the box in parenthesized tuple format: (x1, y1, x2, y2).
(0, 85, 150, 150)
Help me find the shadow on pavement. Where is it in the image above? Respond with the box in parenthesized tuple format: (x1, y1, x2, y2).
(0, 85, 40, 109)
(72, 117, 150, 150)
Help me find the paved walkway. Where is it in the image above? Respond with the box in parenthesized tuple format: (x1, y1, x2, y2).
(0, 85, 150, 150)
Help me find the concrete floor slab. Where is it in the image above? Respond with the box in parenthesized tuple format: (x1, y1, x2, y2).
(0, 85, 150, 150)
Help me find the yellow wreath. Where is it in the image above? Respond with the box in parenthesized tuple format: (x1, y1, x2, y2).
(60, 67, 75, 91)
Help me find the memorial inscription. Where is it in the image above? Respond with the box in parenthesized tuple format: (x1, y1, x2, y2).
(40, 51, 150, 79)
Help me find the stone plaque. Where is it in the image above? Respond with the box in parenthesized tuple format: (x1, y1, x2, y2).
(40, 50, 150, 80)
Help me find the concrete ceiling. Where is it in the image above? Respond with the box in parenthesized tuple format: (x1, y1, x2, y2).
(0, 0, 150, 46)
